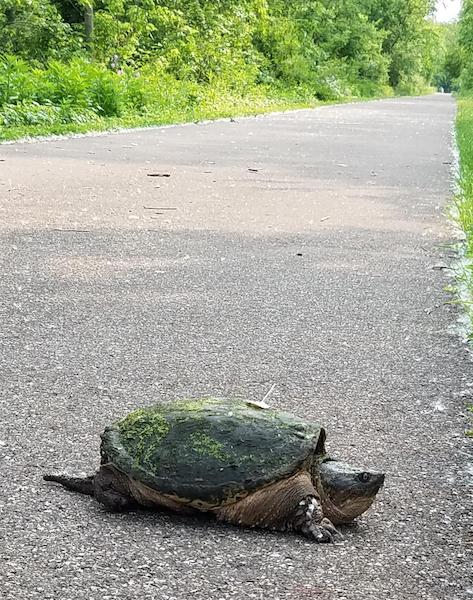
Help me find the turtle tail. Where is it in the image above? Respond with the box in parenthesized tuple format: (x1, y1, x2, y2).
(43, 473, 95, 496)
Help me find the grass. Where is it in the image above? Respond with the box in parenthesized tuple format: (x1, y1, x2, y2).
(454, 94, 473, 317)
(0, 86, 400, 143)
(455, 96, 473, 249)
(454, 94, 473, 437)
(0, 93, 319, 142)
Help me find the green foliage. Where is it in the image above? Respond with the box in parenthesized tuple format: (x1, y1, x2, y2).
(0, 100, 97, 127)
(0, 0, 439, 139)
(365, 0, 435, 90)
(0, 56, 129, 118)
(468, 406, 473, 437)
(459, 0, 473, 90)
(0, 0, 81, 61)
(456, 97, 473, 243)
(454, 96, 473, 353)
(0, 55, 319, 141)
(431, 24, 462, 92)
(0, 0, 437, 90)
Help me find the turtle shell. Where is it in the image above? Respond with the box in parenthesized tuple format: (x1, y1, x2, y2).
(101, 397, 327, 507)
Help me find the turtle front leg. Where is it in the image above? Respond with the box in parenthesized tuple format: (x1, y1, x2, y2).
(214, 471, 342, 543)
(292, 496, 342, 543)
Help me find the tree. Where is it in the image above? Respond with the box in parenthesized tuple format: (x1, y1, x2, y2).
(0, 0, 78, 61)
(365, 0, 435, 89)
(459, 0, 473, 89)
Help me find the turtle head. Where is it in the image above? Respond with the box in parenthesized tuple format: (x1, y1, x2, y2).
(318, 459, 385, 524)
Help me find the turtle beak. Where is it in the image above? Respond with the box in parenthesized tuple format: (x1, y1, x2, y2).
(373, 472, 385, 492)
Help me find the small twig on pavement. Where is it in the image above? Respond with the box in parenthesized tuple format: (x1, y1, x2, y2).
(143, 207, 177, 210)
(52, 229, 90, 232)
(261, 383, 277, 405)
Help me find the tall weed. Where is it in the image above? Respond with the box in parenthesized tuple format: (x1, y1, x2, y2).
(454, 96, 473, 341)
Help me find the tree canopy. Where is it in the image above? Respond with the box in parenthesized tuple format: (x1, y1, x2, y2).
(459, 0, 473, 90)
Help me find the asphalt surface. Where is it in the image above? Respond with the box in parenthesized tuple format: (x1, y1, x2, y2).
(0, 94, 472, 600)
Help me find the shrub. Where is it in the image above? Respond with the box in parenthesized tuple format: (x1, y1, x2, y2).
(0, 100, 97, 127)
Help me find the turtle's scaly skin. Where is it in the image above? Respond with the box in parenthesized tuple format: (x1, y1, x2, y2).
(101, 397, 327, 508)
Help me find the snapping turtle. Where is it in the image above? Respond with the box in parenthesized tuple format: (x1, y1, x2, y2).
(44, 397, 384, 542)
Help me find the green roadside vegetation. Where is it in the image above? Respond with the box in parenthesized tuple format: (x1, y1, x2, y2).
(0, 65, 322, 142)
(456, 95, 473, 437)
(456, 98, 473, 435)
(452, 0, 473, 332)
(0, 0, 450, 141)
(456, 0, 473, 252)
(456, 97, 473, 256)
(445, 0, 473, 436)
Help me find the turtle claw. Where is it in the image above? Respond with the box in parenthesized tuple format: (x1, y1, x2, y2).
(320, 518, 344, 542)
(308, 522, 333, 543)
(304, 518, 343, 543)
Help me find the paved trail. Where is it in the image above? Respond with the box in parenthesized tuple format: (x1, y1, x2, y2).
(0, 95, 472, 600)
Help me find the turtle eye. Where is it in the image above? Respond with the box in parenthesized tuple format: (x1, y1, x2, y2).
(358, 472, 370, 483)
